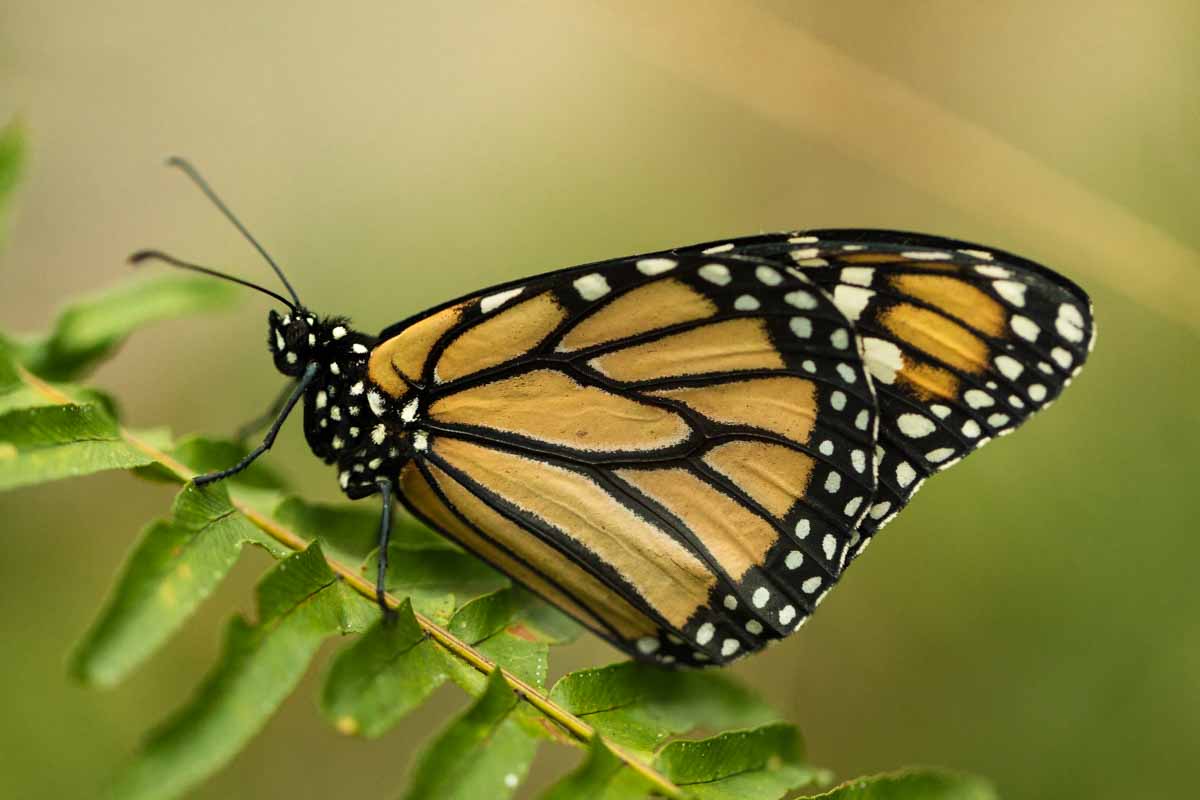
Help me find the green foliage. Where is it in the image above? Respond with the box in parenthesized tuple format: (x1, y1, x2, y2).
(811, 770, 998, 800)
(320, 599, 449, 738)
(550, 661, 778, 752)
(109, 544, 376, 800)
(9, 274, 237, 381)
(69, 484, 288, 687)
(1, 147, 995, 799)
(400, 671, 539, 800)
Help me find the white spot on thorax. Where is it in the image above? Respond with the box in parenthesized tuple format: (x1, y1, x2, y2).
(349, 381, 364, 396)
(331, 326, 348, 339)
(329, 362, 340, 375)
(274, 330, 285, 350)
(352, 343, 368, 354)
(315, 390, 327, 409)
(368, 391, 387, 417)
(285, 351, 297, 364)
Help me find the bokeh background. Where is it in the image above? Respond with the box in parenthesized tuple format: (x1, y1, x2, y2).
(2, 2, 1197, 798)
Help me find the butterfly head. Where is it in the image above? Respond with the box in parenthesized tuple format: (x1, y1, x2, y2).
(267, 308, 320, 377)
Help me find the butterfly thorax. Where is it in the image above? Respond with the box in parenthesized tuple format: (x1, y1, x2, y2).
(266, 308, 415, 499)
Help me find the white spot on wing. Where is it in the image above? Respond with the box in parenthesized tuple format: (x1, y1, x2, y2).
(480, 287, 524, 313)
(755, 265, 783, 286)
(862, 337, 903, 384)
(897, 413, 936, 438)
(785, 289, 818, 310)
(734, 294, 760, 311)
(1011, 315, 1040, 342)
(573, 273, 610, 301)
(832, 285, 875, 321)
(701, 243, 734, 254)
(841, 267, 874, 287)
(993, 280, 1027, 307)
(698, 263, 731, 285)
(636, 257, 676, 275)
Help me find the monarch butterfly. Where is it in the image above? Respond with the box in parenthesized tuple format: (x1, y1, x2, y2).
(136, 159, 1095, 667)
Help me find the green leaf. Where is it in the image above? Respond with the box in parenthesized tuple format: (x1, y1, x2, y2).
(13, 274, 236, 381)
(70, 483, 288, 687)
(133, 435, 287, 490)
(0, 119, 25, 249)
(656, 723, 822, 800)
(320, 599, 449, 738)
(0, 402, 154, 489)
(803, 769, 997, 800)
(550, 662, 777, 752)
(109, 543, 375, 800)
(370, 540, 509, 621)
(272, 496, 457, 567)
(400, 670, 539, 800)
(540, 739, 656, 800)
(443, 588, 551, 694)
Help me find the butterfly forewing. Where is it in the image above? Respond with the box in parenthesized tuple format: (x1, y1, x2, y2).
(373, 252, 881, 665)
(674, 230, 1096, 559)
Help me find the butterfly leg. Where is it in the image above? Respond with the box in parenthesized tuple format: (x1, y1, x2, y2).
(374, 476, 397, 622)
(232, 379, 296, 444)
(195, 362, 318, 486)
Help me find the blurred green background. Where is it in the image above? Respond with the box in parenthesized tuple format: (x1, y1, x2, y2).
(1, 2, 1197, 798)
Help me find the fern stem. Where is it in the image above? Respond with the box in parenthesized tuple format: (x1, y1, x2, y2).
(18, 365, 685, 799)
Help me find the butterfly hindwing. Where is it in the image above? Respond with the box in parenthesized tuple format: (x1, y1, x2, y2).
(373, 252, 882, 665)
(673, 230, 1096, 559)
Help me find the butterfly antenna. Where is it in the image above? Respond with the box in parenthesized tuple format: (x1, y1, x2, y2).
(129, 249, 297, 310)
(166, 157, 303, 308)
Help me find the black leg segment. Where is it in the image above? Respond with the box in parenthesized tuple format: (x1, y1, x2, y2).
(195, 361, 318, 486)
(233, 379, 297, 444)
(375, 476, 396, 622)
